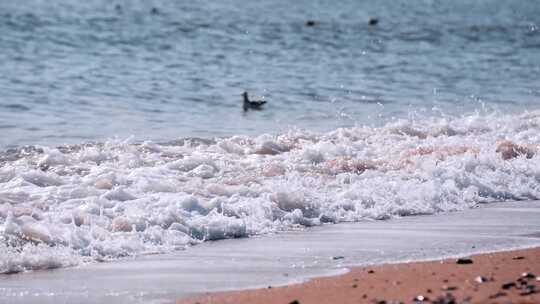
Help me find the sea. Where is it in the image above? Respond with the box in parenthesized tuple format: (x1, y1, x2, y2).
(1, 0, 539, 273)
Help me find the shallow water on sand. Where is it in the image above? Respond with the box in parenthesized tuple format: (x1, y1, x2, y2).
(1, 201, 540, 304)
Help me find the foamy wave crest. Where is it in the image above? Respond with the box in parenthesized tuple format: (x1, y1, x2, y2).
(1, 110, 540, 273)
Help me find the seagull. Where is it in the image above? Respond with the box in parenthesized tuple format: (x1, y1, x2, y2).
(242, 92, 266, 111)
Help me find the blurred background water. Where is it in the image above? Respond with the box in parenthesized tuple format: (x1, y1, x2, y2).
(0, 0, 539, 148)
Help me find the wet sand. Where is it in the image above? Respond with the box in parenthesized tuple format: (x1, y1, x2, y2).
(181, 247, 540, 304)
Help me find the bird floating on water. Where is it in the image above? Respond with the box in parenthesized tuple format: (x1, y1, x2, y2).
(243, 92, 266, 111)
(305, 20, 317, 27)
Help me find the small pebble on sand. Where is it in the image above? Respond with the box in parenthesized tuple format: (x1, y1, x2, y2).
(442, 285, 457, 291)
(522, 272, 536, 279)
(501, 282, 516, 289)
(456, 258, 473, 264)
(475, 276, 488, 283)
(413, 295, 428, 302)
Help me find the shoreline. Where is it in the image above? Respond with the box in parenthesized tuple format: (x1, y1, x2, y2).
(180, 247, 540, 304)
(2, 200, 539, 304)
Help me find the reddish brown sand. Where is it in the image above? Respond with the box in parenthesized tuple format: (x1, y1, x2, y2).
(179, 247, 540, 304)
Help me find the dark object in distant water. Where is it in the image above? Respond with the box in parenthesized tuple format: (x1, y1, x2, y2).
(368, 18, 379, 26)
(243, 92, 266, 111)
(151, 7, 159, 15)
(305, 20, 317, 27)
(114, 4, 122, 13)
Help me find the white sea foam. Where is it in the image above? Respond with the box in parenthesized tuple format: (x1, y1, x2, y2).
(1, 110, 540, 273)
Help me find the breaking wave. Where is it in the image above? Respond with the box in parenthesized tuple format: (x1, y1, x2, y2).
(1, 110, 540, 273)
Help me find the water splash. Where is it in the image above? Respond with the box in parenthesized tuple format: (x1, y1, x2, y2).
(1, 110, 540, 273)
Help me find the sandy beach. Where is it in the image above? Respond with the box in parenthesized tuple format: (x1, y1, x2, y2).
(181, 247, 540, 304)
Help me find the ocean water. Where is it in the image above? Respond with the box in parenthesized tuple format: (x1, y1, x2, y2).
(1, 0, 540, 273)
(1, 0, 539, 147)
